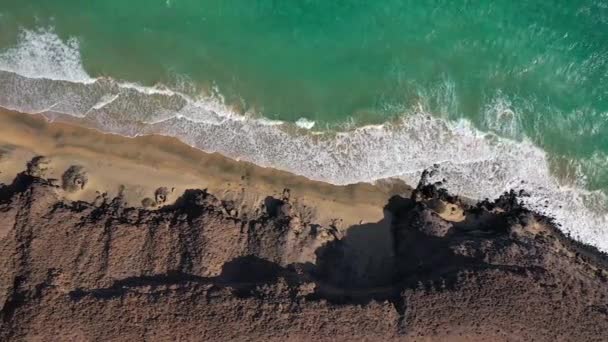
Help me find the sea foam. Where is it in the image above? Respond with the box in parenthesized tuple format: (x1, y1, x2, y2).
(0, 28, 93, 83)
(1, 28, 607, 253)
(296, 118, 316, 130)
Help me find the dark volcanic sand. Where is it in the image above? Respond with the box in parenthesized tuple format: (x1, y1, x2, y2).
(0, 167, 607, 341)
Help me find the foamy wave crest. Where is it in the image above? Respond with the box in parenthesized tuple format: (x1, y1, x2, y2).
(1, 29, 608, 252)
(0, 28, 93, 83)
(483, 93, 522, 139)
(296, 118, 316, 129)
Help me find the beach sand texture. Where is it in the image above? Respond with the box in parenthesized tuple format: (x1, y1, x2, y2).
(0, 109, 410, 228)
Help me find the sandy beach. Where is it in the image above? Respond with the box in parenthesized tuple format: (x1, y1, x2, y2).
(0, 108, 410, 229)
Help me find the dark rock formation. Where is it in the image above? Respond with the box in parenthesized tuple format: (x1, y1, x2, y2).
(25, 156, 50, 178)
(154, 187, 170, 204)
(61, 165, 88, 192)
(141, 197, 157, 208)
(0, 171, 607, 341)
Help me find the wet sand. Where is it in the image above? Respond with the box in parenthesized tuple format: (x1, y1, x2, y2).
(0, 108, 411, 228)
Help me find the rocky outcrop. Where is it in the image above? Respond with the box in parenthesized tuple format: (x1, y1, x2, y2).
(0, 169, 607, 341)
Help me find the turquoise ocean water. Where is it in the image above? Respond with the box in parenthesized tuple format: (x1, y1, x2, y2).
(0, 1, 607, 250)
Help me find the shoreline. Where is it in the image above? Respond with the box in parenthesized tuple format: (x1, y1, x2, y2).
(0, 108, 411, 228)
(3, 103, 608, 254)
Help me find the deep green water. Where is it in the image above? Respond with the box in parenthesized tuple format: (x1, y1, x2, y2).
(1, 1, 606, 126)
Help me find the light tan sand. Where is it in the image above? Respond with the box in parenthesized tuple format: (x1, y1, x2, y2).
(0, 109, 411, 228)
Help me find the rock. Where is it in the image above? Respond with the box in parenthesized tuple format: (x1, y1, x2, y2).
(61, 165, 88, 192)
(25, 156, 50, 177)
(47, 178, 60, 187)
(141, 197, 157, 208)
(0, 171, 607, 341)
(279, 202, 292, 218)
(154, 187, 170, 204)
(282, 188, 291, 202)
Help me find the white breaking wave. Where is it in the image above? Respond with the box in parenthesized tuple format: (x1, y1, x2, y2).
(0, 28, 93, 83)
(1, 28, 607, 253)
(483, 93, 522, 139)
(295, 118, 316, 130)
